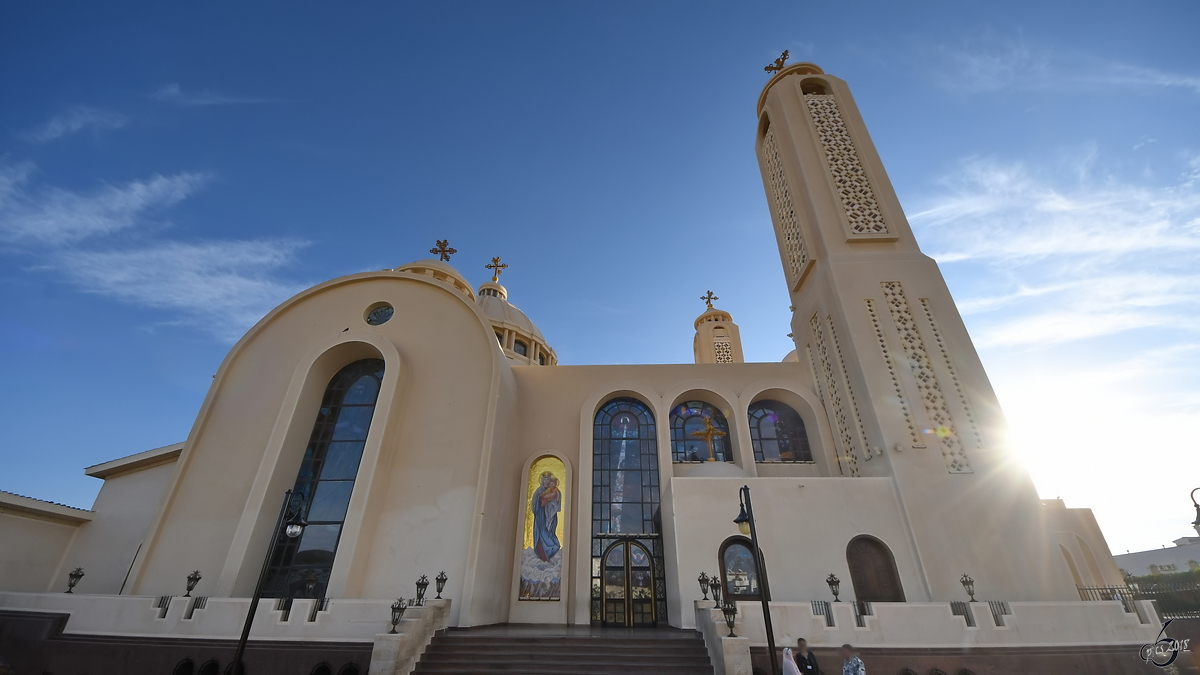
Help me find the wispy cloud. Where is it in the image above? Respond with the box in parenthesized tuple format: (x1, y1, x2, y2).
(0, 163, 208, 245)
(21, 106, 128, 143)
(933, 36, 1200, 95)
(57, 240, 307, 340)
(0, 160, 305, 339)
(913, 152, 1200, 551)
(149, 83, 276, 106)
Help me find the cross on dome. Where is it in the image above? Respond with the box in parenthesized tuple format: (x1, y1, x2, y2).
(486, 256, 509, 282)
(430, 239, 457, 262)
(701, 290, 719, 310)
(764, 50, 789, 74)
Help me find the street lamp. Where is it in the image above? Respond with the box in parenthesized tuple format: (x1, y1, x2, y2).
(1191, 488, 1200, 537)
(734, 485, 778, 675)
(435, 571, 448, 599)
(389, 598, 407, 634)
(65, 567, 84, 593)
(698, 572, 711, 601)
(184, 570, 202, 597)
(721, 599, 738, 638)
(416, 575, 430, 606)
(709, 575, 722, 607)
(232, 489, 307, 675)
(826, 573, 841, 602)
(960, 574, 976, 602)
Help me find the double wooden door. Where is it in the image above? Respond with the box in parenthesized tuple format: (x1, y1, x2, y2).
(601, 540, 656, 627)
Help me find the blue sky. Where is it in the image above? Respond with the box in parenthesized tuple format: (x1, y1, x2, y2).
(1, 1, 1197, 554)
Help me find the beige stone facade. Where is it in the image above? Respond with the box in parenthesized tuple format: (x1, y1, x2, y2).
(0, 63, 1161, 669)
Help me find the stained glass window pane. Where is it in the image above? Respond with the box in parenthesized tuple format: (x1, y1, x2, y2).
(670, 401, 732, 462)
(332, 406, 374, 441)
(748, 400, 812, 463)
(320, 442, 365, 480)
(723, 543, 760, 597)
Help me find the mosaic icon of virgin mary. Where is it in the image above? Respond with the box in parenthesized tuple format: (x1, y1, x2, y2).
(531, 472, 562, 561)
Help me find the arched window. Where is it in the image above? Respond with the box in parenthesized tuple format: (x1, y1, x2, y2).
(718, 536, 767, 600)
(845, 535, 905, 602)
(538, 353, 546, 365)
(262, 359, 385, 600)
(670, 400, 732, 462)
(514, 340, 528, 356)
(495, 332, 504, 345)
(748, 400, 812, 462)
(591, 397, 665, 625)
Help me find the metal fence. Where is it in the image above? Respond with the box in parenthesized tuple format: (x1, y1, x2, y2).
(1078, 582, 1200, 619)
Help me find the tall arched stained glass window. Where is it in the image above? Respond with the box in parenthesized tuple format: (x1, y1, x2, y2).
(670, 401, 732, 462)
(263, 358, 384, 600)
(591, 397, 665, 626)
(748, 400, 812, 463)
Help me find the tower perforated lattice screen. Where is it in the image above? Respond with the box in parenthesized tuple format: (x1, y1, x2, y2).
(761, 127, 809, 283)
(590, 398, 666, 625)
(713, 340, 733, 363)
(805, 94, 890, 237)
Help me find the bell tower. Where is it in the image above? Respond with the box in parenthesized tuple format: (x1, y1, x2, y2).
(754, 61, 1075, 601)
(693, 291, 744, 364)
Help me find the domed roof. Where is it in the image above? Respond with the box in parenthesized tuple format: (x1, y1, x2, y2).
(477, 283, 545, 343)
(393, 259, 475, 300)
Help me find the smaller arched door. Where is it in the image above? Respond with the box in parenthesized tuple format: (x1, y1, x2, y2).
(846, 535, 905, 603)
(601, 540, 656, 627)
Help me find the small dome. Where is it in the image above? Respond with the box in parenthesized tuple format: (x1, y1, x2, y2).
(393, 259, 475, 300)
(782, 349, 800, 363)
(477, 281, 556, 366)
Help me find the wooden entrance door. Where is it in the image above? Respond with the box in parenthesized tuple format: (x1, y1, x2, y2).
(846, 535, 905, 602)
(601, 540, 656, 626)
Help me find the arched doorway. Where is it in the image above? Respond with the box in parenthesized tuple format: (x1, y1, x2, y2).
(600, 539, 656, 626)
(590, 397, 666, 626)
(846, 535, 905, 602)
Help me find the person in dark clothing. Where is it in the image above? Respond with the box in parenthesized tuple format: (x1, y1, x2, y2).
(795, 638, 819, 673)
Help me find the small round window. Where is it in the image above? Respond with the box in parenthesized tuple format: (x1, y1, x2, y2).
(365, 303, 394, 326)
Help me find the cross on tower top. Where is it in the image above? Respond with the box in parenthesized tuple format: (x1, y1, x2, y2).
(485, 256, 509, 282)
(701, 290, 719, 310)
(430, 239, 457, 262)
(764, 50, 789, 74)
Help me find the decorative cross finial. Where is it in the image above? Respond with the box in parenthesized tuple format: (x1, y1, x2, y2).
(764, 50, 789, 74)
(690, 416, 728, 462)
(485, 256, 509, 282)
(701, 290, 719, 310)
(430, 239, 457, 262)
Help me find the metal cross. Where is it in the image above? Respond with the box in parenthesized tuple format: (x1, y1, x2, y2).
(701, 290, 719, 310)
(764, 50, 789, 74)
(690, 416, 728, 462)
(430, 239, 457, 262)
(485, 256, 508, 282)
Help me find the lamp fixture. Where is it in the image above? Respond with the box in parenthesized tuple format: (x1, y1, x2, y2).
(435, 571, 448, 599)
(185, 570, 202, 597)
(65, 567, 84, 594)
(826, 573, 841, 602)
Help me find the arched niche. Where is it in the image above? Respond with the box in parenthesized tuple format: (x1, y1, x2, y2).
(845, 535, 905, 603)
(510, 451, 573, 625)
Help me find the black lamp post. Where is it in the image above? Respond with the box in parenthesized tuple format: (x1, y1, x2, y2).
(1191, 488, 1200, 537)
(709, 575, 722, 608)
(826, 573, 841, 602)
(698, 572, 710, 601)
(389, 598, 407, 634)
(232, 489, 307, 675)
(960, 573, 976, 602)
(435, 571, 448, 600)
(721, 599, 738, 637)
(65, 567, 84, 593)
(416, 575, 430, 606)
(185, 570, 202, 597)
(734, 485, 778, 675)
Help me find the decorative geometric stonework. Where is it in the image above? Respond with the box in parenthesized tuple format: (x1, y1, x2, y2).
(713, 340, 733, 364)
(828, 315, 870, 463)
(866, 299, 920, 446)
(920, 298, 985, 450)
(761, 127, 809, 284)
(880, 282, 972, 473)
(810, 313, 861, 477)
(805, 94, 890, 237)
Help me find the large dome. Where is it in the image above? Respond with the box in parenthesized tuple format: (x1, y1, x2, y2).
(477, 281, 556, 366)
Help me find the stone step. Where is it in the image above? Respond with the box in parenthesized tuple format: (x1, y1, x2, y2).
(420, 653, 713, 665)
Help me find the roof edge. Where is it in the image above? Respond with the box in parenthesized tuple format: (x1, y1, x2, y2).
(0, 491, 94, 523)
(85, 442, 185, 479)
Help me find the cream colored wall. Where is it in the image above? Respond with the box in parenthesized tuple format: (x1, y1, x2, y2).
(56, 459, 180, 595)
(756, 67, 1076, 603)
(123, 270, 512, 628)
(1042, 498, 1125, 587)
(0, 512, 78, 592)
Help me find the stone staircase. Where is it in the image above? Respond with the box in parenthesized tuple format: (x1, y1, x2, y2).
(411, 626, 715, 675)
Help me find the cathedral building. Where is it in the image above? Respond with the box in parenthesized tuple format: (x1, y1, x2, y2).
(0, 62, 1168, 675)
